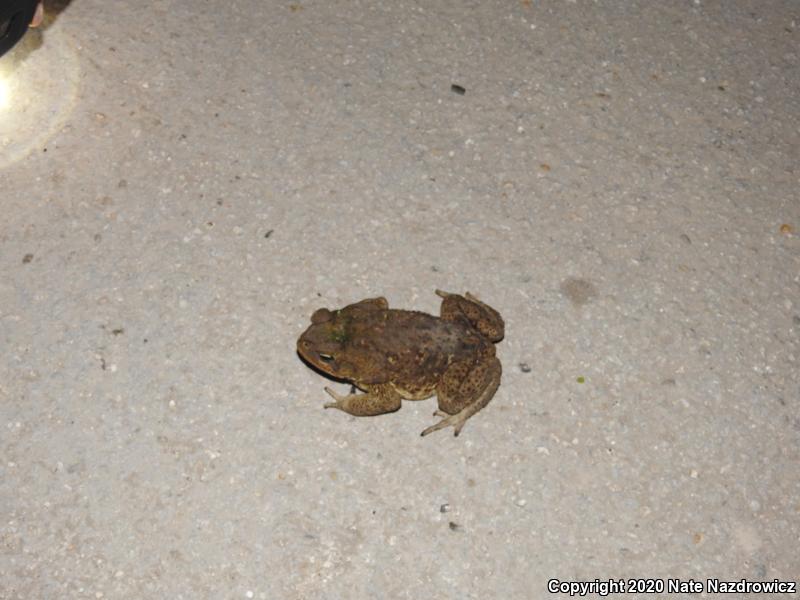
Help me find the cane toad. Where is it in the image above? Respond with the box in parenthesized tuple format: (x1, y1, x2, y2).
(297, 290, 504, 436)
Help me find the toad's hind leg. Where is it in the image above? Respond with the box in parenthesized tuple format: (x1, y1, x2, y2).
(421, 356, 502, 437)
(436, 289, 504, 342)
(324, 384, 402, 416)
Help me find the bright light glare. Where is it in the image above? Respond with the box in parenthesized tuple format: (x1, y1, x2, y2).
(0, 28, 80, 167)
(0, 76, 9, 110)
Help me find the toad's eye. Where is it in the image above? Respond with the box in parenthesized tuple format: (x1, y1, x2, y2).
(318, 353, 334, 362)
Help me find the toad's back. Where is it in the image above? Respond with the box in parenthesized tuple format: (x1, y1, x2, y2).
(352, 309, 482, 349)
(345, 309, 491, 385)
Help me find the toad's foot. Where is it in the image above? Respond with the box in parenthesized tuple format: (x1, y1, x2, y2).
(420, 408, 470, 437)
(323, 386, 349, 409)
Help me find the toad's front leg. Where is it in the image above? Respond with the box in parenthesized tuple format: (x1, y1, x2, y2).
(324, 383, 402, 417)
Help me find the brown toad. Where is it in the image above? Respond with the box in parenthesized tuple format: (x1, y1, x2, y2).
(296, 290, 504, 436)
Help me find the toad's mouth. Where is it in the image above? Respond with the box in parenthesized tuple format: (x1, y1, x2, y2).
(296, 349, 351, 383)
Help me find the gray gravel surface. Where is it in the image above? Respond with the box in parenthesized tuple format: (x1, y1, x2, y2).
(1, 1, 798, 598)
